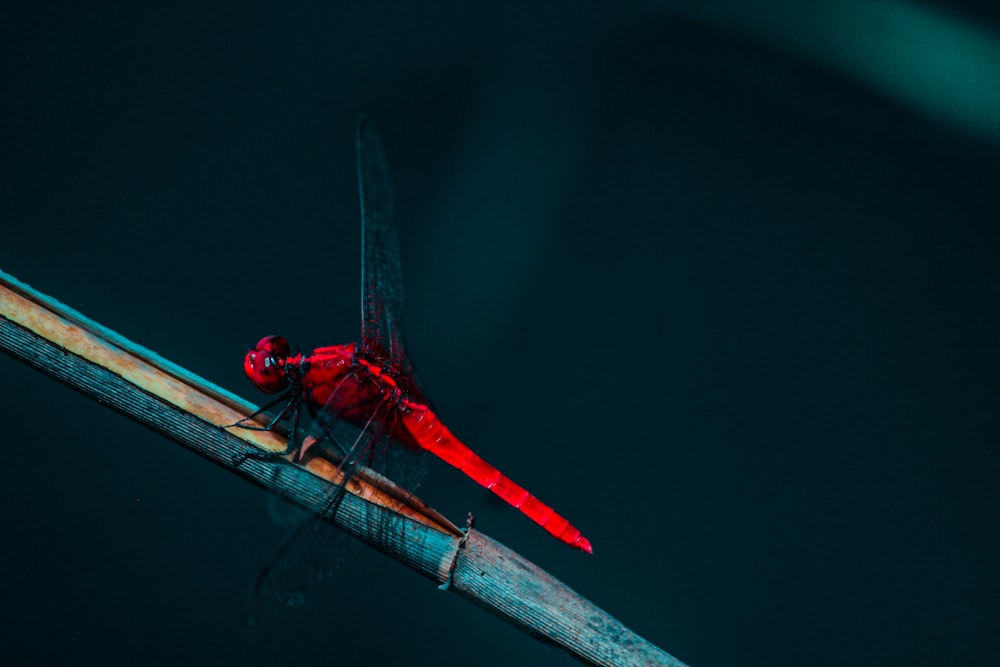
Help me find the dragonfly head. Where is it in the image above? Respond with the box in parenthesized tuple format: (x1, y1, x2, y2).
(244, 335, 291, 393)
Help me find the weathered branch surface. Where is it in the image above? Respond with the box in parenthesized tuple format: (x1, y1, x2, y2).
(0, 268, 687, 667)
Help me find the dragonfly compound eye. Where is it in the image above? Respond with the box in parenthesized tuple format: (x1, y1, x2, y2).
(244, 336, 290, 393)
(255, 335, 291, 358)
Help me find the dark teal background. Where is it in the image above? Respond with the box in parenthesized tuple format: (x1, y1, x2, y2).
(2, 3, 998, 665)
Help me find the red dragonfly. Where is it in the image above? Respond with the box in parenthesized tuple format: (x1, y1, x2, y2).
(239, 117, 591, 555)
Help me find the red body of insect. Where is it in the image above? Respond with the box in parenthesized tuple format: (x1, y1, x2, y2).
(244, 335, 592, 554)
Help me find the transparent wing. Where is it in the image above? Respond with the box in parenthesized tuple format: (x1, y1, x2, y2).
(248, 497, 363, 626)
(357, 116, 421, 388)
(249, 372, 427, 623)
(251, 118, 432, 622)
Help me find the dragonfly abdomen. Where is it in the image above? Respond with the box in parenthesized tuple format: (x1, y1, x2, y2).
(401, 401, 592, 554)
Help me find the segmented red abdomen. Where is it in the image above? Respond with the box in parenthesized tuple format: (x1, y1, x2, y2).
(401, 401, 592, 554)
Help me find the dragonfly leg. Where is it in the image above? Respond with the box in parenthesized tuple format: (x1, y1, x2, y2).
(225, 392, 294, 431)
(230, 394, 300, 466)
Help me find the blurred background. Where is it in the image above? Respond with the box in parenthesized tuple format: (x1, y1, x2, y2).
(1, 1, 998, 665)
